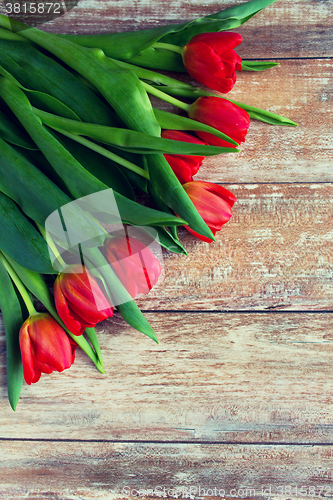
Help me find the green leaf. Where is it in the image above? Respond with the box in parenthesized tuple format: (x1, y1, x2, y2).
(145, 226, 187, 255)
(54, 0, 277, 64)
(0, 106, 37, 149)
(2, 25, 214, 240)
(112, 149, 148, 193)
(0, 137, 109, 250)
(0, 192, 55, 274)
(0, 76, 111, 198)
(147, 186, 185, 246)
(89, 195, 187, 228)
(154, 107, 239, 145)
(127, 47, 185, 72)
(225, 98, 298, 126)
(4, 254, 104, 373)
(0, 56, 86, 122)
(117, 301, 158, 343)
(51, 127, 150, 179)
(0, 76, 184, 228)
(24, 89, 82, 121)
(59, 26, 180, 62)
(33, 107, 238, 154)
(0, 136, 71, 224)
(0, 39, 116, 126)
(0, 258, 23, 411)
(108, 58, 193, 88)
(51, 131, 136, 200)
(160, 0, 278, 45)
(145, 152, 213, 241)
(242, 60, 280, 71)
(0, 26, 27, 42)
(84, 328, 103, 368)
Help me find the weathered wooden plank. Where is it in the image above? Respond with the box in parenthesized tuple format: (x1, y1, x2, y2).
(1, 184, 332, 313)
(0, 441, 332, 499)
(194, 59, 333, 183)
(133, 183, 333, 311)
(34, 0, 333, 59)
(150, 59, 332, 184)
(0, 312, 332, 442)
(145, 57, 330, 182)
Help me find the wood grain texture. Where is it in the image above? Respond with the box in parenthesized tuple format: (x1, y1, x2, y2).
(34, 0, 333, 59)
(1, 313, 332, 442)
(0, 0, 331, 496)
(148, 57, 332, 183)
(194, 59, 333, 183)
(0, 441, 332, 499)
(133, 184, 333, 311)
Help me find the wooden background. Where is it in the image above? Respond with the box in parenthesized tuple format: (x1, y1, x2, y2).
(0, 0, 332, 498)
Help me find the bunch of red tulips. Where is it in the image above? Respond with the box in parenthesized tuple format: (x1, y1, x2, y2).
(0, 0, 296, 408)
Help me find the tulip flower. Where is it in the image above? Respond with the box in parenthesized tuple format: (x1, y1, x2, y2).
(183, 181, 237, 242)
(182, 32, 243, 93)
(104, 235, 161, 298)
(161, 130, 208, 184)
(54, 265, 113, 336)
(19, 313, 76, 385)
(188, 96, 250, 148)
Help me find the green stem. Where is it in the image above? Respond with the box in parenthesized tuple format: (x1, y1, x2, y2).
(141, 81, 191, 112)
(51, 127, 150, 179)
(109, 57, 194, 89)
(0, 252, 36, 316)
(152, 42, 183, 54)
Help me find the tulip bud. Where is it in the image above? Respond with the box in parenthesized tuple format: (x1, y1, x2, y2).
(182, 32, 243, 93)
(19, 313, 76, 385)
(104, 235, 161, 299)
(183, 181, 237, 242)
(54, 265, 113, 337)
(161, 130, 207, 184)
(188, 96, 250, 148)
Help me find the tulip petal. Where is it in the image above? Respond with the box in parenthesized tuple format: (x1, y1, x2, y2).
(184, 225, 215, 243)
(183, 33, 243, 93)
(19, 323, 41, 385)
(164, 155, 198, 184)
(162, 130, 207, 183)
(187, 181, 237, 207)
(56, 266, 113, 330)
(104, 236, 161, 298)
(189, 97, 250, 147)
(184, 42, 232, 92)
(19, 313, 74, 384)
(54, 277, 85, 336)
(182, 180, 236, 242)
(29, 314, 73, 372)
(188, 32, 243, 55)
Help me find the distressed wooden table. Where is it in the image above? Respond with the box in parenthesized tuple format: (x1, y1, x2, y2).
(0, 0, 332, 498)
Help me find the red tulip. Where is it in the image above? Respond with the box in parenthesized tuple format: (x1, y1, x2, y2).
(182, 32, 243, 93)
(161, 130, 207, 184)
(188, 96, 250, 148)
(183, 181, 237, 242)
(54, 265, 113, 336)
(104, 235, 161, 298)
(19, 313, 76, 385)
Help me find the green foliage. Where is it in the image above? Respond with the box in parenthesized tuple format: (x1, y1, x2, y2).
(0, 257, 23, 410)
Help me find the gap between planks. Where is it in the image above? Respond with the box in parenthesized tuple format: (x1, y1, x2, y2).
(0, 437, 333, 446)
